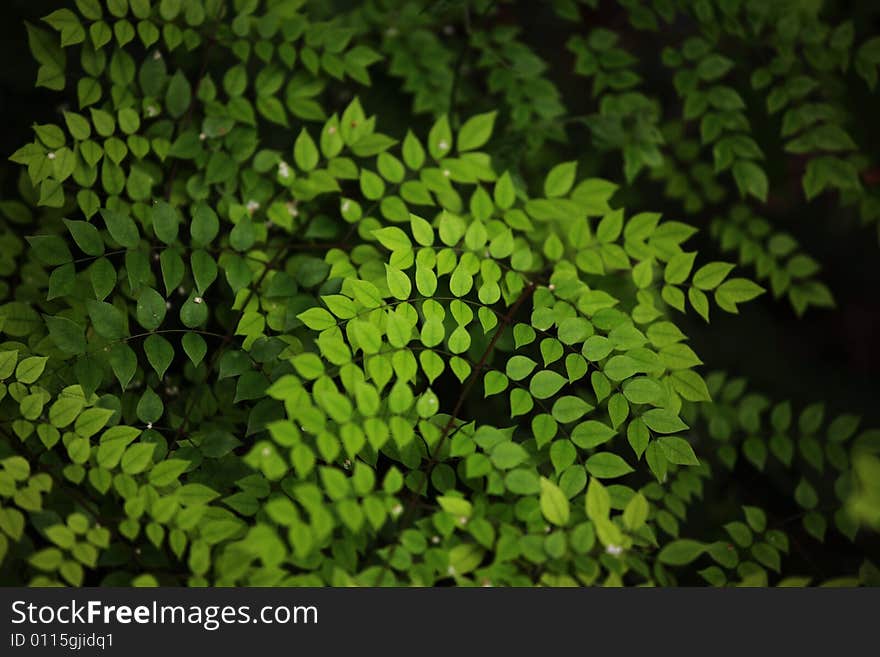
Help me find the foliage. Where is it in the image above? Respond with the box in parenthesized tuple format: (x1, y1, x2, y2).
(0, 0, 877, 587)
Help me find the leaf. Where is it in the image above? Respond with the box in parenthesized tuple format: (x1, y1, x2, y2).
(150, 201, 180, 244)
(149, 459, 190, 487)
(427, 114, 452, 160)
(409, 213, 434, 246)
(101, 208, 139, 247)
(585, 477, 610, 520)
(166, 70, 192, 118)
(298, 307, 336, 331)
(457, 111, 496, 152)
(658, 540, 707, 566)
(692, 262, 734, 290)
(571, 420, 616, 449)
(15, 356, 48, 384)
(74, 407, 113, 439)
(373, 226, 411, 252)
(715, 278, 765, 313)
(182, 332, 207, 366)
(491, 441, 529, 470)
(63, 219, 104, 256)
(641, 408, 688, 434)
(585, 452, 634, 479)
(544, 161, 577, 198)
(26, 235, 72, 266)
(294, 128, 319, 171)
(121, 443, 156, 475)
(385, 265, 412, 300)
(529, 370, 567, 400)
(136, 287, 167, 331)
(539, 477, 570, 526)
(86, 300, 126, 339)
(45, 316, 86, 354)
(44, 9, 85, 47)
(664, 251, 696, 285)
(670, 370, 711, 402)
(144, 334, 174, 378)
(623, 492, 649, 531)
(732, 160, 768, 202)
(656, 436, 700, 465)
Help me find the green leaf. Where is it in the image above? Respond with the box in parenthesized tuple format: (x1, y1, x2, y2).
(26, 235, 72, 266)
(491, 441, 529, 470)
(294, 128, 319, 171)
(45, 316, 86, 355)
(715, 278, 765, 313)
(529, 370, 567, 400)
(656, 436, 700, 465)
(641, 408, 688, 434)
(571, 420, 616, 449)
(670, 370, 711, 402)
(585, 477, 610, 520)
(427, 115, 452, 160)
(385, 265, 412, 300)
(182, 332, 207, 366)
(166, 71, 192, 118)
(457, 111, 496, 152)
(402, 131, 425, 169)
(544, 161, 577, 198)
(101, 208, 140, 247)
(44, 9, 85, 46)
(16, 356, 48, 384)
(664, 251, 697, 285)
(623, 492, 649, 531)
(539, 477, 570, 526)
(732, 160, 768, 202)
(136, 287, 167, 330)
(144, 334, 174, 378)
(149, 459, 190, 487)
(63, 219, 104, 256)
(585, 452, 634, 479)
(658, 540, 707, 566)
(409, 214, 434, 246)
(86, 300, 126, 339)
(150, 201, 180, 244)
(692, 262, 734, 290)
(121, 443, 156, 475)
(298, 307, 336, 331)
(373, 226, 411, 252)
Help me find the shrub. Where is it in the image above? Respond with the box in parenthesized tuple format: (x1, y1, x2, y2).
(0, 0, 877, 587)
